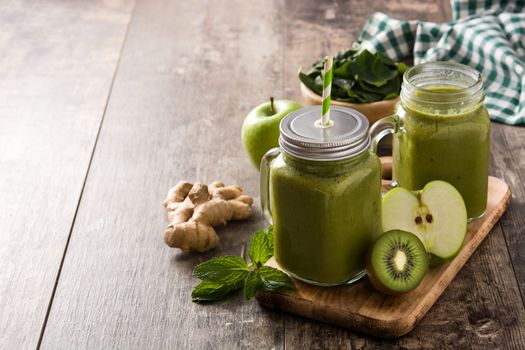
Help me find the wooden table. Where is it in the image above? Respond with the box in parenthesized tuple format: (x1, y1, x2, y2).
(1, 0, 524, 349)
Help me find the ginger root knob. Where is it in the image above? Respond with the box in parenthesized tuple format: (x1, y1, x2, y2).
(164, 222, 219, 253)
(162, 181, 253, 252)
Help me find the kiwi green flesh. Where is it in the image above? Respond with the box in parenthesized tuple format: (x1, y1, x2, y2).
(366, 230, 429, 295)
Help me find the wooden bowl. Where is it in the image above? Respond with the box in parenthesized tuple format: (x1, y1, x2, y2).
(300, 82, 399, 124)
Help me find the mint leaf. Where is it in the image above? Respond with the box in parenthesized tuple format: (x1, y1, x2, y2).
(249, 230, 273, 267)
(193, 256, 249, 284)
(266, 225, 274, 251)
(243, 271, 262, 300)
(191, 280, 241, 302)
(259, 266, 296, 292)
(190, 225, 290, 304)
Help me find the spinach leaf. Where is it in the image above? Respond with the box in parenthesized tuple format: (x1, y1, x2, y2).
(298, 45, 407, 103)
(299, 72, 322, 95)
(348, 49, 398, 86)
(333, 60, 353, 78)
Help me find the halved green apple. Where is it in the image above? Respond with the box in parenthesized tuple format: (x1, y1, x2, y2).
(382, 180, 467, 266)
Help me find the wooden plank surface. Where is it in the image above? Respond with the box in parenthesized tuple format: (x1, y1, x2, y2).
(0, 1, 134, 349)
(490, 123, 525, 304)
(39, 0, 286, 348)
(257, 177, 525, 340)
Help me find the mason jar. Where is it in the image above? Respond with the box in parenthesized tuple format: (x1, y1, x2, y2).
(371, 61, 490, 220)
(260, 106, 382, 286)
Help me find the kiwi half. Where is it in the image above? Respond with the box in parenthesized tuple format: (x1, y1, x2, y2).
(366, 230, 429, 295)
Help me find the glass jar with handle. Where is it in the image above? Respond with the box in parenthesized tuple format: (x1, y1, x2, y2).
(260, 106, 382, 286)
(370, 61, 490, 220)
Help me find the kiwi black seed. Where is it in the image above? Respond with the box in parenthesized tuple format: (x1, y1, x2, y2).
(366, 230, 429, 295)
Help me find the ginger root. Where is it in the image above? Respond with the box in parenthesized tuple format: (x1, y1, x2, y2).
(163, 181, 253, 252)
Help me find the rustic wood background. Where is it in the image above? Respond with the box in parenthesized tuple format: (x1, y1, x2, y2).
(1, 0, 524, 349)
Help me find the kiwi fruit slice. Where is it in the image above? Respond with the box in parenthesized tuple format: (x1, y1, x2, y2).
(366, 230, 429, 295)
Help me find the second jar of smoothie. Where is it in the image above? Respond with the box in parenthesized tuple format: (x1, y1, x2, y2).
(371, 62, 490, 220)
(260, 106, 382, 286)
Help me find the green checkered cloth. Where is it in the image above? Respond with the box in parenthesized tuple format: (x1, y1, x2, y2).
(358, 0, 525, 125)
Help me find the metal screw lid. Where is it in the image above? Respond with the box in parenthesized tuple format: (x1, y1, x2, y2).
(279, 106, 370, 161)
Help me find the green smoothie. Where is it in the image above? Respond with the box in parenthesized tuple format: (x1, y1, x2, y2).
(393, 87, 490, 219)
(270, 151, 382, 285)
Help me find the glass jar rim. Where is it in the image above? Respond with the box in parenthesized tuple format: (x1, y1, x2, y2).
(401, 61, 484, 107)
(404, 61, 483, 91)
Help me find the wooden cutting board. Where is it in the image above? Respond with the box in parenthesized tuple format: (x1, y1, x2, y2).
(255, 176, 511, 338)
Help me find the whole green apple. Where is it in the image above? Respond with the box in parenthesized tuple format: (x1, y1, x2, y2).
(241, 97, 302, 169)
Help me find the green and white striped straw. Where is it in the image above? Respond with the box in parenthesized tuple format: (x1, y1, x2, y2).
(321, 56, 333, 127)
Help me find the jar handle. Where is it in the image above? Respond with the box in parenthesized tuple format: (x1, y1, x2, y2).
(369, 114, 399, 153)
(260, 147, 281, 223)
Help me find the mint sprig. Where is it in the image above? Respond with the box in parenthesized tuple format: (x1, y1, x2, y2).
(191, 226, 295, 302)
(193, 256, 249, 284)
(259, 266, 295, 291)
(243, 271, 263, 300)
(192, 281, 243, 302)
(249, 230, 273, 268)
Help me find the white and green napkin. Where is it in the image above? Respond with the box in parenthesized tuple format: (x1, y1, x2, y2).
(358, 0, 525, 125)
